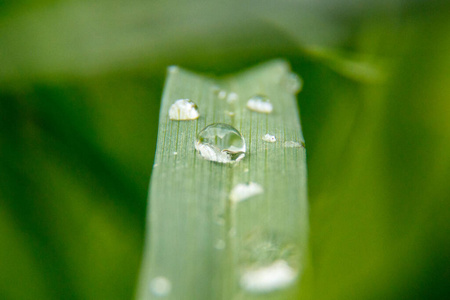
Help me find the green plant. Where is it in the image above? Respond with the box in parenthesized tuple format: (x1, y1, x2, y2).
(137, 60, 310, 299)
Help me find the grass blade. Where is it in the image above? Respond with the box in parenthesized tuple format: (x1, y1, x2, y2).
(137, 60, 309, 300)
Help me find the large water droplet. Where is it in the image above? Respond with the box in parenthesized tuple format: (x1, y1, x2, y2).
(230, 182, 264, 203)
(240, 260, 297, 294)
(149, 276, 172, 297)
(195, 123, 246, 163)
(169, 99, 200, 120)
(246, 95, 273, 113)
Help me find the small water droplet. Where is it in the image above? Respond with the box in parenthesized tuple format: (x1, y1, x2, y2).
(283, 73, 303, 94)
(284, 141, 305, 148)
(230, 182, 263, 203)
(240, 260, 297, 294)
(227, 92, 239, 103)
(173, 151, 178, 155)
(195, 123, 246, 163)
(168, 65, 179, 73)
(150, 276, 172, 297)
(225, 110, 235, 117)
(215, 239, 226, 250)
(218, 90, 227, 100)
(262, 134, 276, 143)
(246, 95, 273, 113)
(169, 99, 200, 120)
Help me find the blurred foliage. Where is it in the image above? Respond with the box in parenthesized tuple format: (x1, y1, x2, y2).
(0, 0, 449, 299)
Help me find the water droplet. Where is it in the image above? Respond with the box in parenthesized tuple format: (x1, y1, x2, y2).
(246, 95, 273, 113)
(262, 134, 276, 143)
(173, 151, 178, 155)
(225, 110, 235, 117)
(284, 141, 305, 148)
(218, 90, 227, 100)
(215, 239, 226, 250)
(169, 99, 200, 120)
(230, 182, 263, 203)
(283, 73, 303, 94)
(168, 65, 179, 73)
(150, 276, 172, 297)
(240, 260, 297, 294)
(195, 123, 246, 163)
(226, 92, 239, 103)
(240, 230, 302, 292)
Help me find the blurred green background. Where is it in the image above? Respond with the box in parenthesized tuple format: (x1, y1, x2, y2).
(1, 0, 449, 299)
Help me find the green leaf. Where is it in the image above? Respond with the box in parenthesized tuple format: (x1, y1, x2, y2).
(137, 60, 310, 300)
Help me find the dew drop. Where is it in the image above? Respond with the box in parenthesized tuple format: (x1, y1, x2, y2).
(150, 276, 172, 297)
(246, 95, 273, 113)
(168, 65, 179, 74)
(173, 151, 178, 155)
(283, 72, 303, 94)
(284, 141, 305, 148)
(225, 110, 235, 117)
(218, 90, 227, 100)
(226, 92, 239, 103)
(230, 182, 263, 203)
(262, 134, 276, 143)
(195, 123, 246, 163)
(168, 99, 200, 120)
(240, 260, 297, 294)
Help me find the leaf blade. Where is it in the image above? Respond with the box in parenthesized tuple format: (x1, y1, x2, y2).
(137, 60, 309, 300)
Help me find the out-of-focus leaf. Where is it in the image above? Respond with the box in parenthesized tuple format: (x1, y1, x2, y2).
(0, 0, 401, 82)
